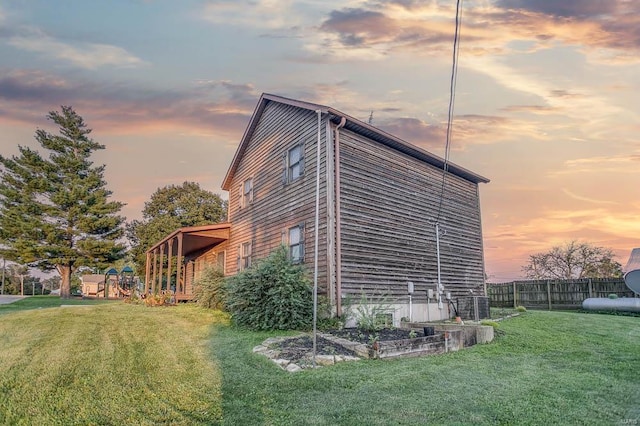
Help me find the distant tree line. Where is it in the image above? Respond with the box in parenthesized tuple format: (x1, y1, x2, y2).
(0, 261, 61, 295)
(522, 240, 623, 280)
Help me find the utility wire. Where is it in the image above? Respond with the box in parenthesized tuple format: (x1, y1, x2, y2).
(436, 0, 463, 224)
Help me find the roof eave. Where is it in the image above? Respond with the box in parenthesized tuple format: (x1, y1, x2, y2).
(221, 93, 331, 190)
(222, 93, 489, 188)
(327, 111, 490, 184)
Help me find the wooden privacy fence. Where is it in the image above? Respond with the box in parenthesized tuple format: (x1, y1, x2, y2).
(487, 278, 637, 310)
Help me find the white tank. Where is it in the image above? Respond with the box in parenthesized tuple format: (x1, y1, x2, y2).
(624, 248, 640, 295)
(582, 248, 640, 312)
(582, 297, 640, 312)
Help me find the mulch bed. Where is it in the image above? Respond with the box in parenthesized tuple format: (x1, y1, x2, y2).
(328, 327, 424, 344)
(268, 328, 426, 364)
(275, 335, 358, 361)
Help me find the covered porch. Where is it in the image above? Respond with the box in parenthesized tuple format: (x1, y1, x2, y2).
(145, 223, 230, 301)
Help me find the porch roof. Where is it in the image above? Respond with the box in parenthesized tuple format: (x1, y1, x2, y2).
(146, 223, 231, 257)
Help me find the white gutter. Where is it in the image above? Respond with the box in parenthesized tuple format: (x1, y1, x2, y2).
(334, 116, 347, 316)
(312, 110, 322, 368)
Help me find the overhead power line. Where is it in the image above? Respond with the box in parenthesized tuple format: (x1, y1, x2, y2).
(436, 0, 463, 223)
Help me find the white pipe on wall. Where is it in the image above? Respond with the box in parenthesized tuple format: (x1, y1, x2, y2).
(334, 116, 347, 316)
(436, 223, 444, 310)
(312, 110, 322, 368)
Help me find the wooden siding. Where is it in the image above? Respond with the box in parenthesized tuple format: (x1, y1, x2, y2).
(226, 102, 330, 293)
(338, 129, 485, 301)
(222, 95, 486, 307)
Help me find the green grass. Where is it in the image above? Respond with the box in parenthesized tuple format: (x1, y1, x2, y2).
(0, 301, 227, 425)
(0, 295, 115, 314)
(1, 301, 638, 425)
(211, 311, 640, 425)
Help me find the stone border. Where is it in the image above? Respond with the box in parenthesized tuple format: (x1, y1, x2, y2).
(491, 313, 520, 321)
(403, 322, 495, 347)
(253, 335, 360, 372)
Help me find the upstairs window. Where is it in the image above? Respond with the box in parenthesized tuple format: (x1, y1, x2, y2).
(288, 224, 304, 263)
(239, 178, 253, 209)
(284, 144, 304, 183)
(238, 241, 252, 271)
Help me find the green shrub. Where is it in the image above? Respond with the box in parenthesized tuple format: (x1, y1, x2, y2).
(608, 293, 618, 299)
(317, 296, 345, 330)
(355, 291, 393, 332)
(481, 320, 500, 329)
(193, 265, 226, 310)
(515, 305, 527, 312)
(224, 245, 312, 331)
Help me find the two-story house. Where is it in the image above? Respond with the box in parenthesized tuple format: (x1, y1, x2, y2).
(145, 93, 489, 322)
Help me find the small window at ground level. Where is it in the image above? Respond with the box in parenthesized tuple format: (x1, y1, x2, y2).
(217, 251, 225, 271)
(288, 224, 304, 263)
(238, 241, 252, 271)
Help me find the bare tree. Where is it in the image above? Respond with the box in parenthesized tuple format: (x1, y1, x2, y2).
(7, 264, 29, 295)
(522, 241, 623, 280)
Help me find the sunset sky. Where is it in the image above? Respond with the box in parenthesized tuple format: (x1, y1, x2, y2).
(1, 0, 638, 282)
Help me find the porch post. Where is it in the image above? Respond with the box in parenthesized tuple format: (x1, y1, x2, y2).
(182, 263, 188, 296)
(167, 239, 173, 293)
(176, 233, 184, 295)
(145, 251, 151, 294)
(151, 249, 158, 294)
(159, 244, 165, 292)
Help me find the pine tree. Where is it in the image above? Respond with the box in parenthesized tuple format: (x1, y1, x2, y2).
(0, 106, 125, 298)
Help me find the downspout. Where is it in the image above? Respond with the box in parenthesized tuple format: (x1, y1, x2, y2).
(312, 110, 322, 368)
(477, 185, 488, 296)
(334, 116, 346, 316)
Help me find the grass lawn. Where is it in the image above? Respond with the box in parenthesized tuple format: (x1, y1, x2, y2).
(0, 295, 114, 314)
(0, 296, 227, 425)
(1, 298, 638, 425)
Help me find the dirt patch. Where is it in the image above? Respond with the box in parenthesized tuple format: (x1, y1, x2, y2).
(274, 335, 357, 361)
(328, 327, 424, 344)
(266, 328, 424, 364)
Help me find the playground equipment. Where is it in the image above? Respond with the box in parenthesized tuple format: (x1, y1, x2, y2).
(582, 248, 640, 313)
(81, 266, 138, 298)
(104, 268, 118, 299)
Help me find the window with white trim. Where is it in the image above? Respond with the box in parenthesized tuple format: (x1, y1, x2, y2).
(216, 251, 225, 271)
(239, 178, 253, 209)
(238, 241, 252, 271)
(288, 224, 304, 263)
(284, 144, 304, 183)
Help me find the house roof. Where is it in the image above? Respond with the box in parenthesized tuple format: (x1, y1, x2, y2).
(221, 93, 489, 190)
(81, 274, 105, 284)
(146, 223, 231, 257)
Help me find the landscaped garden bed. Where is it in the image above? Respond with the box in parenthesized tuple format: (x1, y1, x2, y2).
(257, 324, 478, 370)
(253, 335, 360, 371)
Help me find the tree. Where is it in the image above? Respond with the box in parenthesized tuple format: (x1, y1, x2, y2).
(0, 106, 125, 298)
(42, 275, 61, 294)
(522, 241, 623, 280)
(0, 263, 34, 295)
(126, 181, 227, 269)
